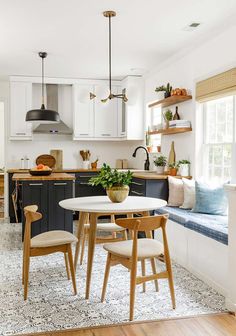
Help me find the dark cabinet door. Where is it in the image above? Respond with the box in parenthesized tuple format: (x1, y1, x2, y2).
(75, 173, 105, 197)
(129, 178, 146, 197)
(22, 181, 48, 238)
(48, 181, 73, 232)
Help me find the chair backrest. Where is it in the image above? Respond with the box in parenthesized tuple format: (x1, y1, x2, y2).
(116, 214, 170, 266)
(116, 214, 168, 232)
(23, 205, 42, 246)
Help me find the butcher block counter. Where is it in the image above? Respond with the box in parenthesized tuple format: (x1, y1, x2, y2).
(12, 172, 75, 181)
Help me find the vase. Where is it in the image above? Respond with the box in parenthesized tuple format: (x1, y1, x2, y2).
(179, 164, 190, 177)
(168, 141, 176, 166)
(155, 166, 165, 175)
(106, 185, 129, 203)
(82, 161, 90, 169)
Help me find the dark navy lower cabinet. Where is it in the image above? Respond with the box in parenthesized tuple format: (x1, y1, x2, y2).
(75, 172, 106, 197)
(130, 177, 168, 201)
(22, 180, 73, 239)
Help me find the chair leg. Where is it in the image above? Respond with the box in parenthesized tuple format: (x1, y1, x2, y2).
(141, 260, 146, 293)
(150, 258, 159, 292)
(64, 253, 70, 280)
(80, 228, 87, 265)
(166, 257, 176, 309)
(130, 263, 137, 321)
(22, 245, 25, 285)
(23, 252, 30, 300)
(112, 232, 117, 239)
(101, 253, 111, 302)
(123, 229, 128, 240)
(67, 244, 77, 295)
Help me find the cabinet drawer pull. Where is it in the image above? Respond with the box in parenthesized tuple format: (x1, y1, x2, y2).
(77, 175, 96, 178)
(29, 183, 43, 186)
(16, 132, 26, 135)
(79, 133, 89, 136)
(131, 190, 144, 196)
(101, 133, 111, 136)
(131, 181, 143, 186)
(54, 182, 67, 186)
(79, 182, 89, 185)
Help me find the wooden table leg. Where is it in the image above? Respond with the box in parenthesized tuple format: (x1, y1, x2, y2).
(85, 212, 97, 299)
(74, 212, 87, 270)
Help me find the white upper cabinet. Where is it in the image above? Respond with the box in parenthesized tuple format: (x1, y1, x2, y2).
(10, 81, 32, 140)
(73, 84, 94, 139)
(94, 85, 118, 138)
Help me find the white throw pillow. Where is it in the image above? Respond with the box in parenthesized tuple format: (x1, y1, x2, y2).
(180, 178, 195, 209)
(168, 176, 184, 207)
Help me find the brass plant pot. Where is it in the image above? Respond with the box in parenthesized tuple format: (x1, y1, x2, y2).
(106, 185, 130, 203)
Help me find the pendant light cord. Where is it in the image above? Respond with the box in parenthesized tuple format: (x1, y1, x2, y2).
(41, 56, 45, 106)
(109, 14, 112, 94)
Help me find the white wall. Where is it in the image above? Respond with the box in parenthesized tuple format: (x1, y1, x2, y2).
(145, 23, 236, 177)
(0, 102, 4, 168)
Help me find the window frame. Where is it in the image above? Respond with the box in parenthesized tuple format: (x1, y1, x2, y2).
(201, 94, 236, 181)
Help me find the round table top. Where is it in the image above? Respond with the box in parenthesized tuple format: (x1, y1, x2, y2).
(59, 196, 167, 214)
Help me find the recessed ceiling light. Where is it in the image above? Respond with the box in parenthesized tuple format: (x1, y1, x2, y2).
(183, 22, 201, 31)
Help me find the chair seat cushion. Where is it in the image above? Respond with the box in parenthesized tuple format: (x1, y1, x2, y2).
(84, 223, 126, 232)
(31, 230, 78, 248)
(103, 238, 163, 259)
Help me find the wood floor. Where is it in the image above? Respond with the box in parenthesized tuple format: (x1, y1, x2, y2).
(23, 313, 236, 336)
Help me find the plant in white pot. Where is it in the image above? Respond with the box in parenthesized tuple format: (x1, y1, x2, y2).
(89, 164, 133, 203)
(154, 155, 167, 175)
(178, 159, 190, 176)
(155, 85, 166, 100)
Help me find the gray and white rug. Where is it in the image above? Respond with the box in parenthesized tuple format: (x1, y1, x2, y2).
(0, 223, 226, 335)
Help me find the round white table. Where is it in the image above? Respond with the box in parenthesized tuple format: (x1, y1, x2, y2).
(60, 195, 167, 299)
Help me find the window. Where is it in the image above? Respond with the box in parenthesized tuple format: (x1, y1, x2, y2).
(147, 106, 162, 148)
(202, 95, 235, 182)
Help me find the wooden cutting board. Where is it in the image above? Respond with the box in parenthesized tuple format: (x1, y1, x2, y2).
(50, 150, 63, 170)
(36, 154, 56, 168)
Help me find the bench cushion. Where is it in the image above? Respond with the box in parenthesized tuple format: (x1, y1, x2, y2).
(155, 206, 228, 245)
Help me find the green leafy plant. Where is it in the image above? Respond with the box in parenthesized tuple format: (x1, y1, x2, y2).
(169, 162, 179, 169)
(153, 156, 167, 167)
(178, 159, 190, 165)
(164, 109, 173, 121)
(89, 164, 133, 189)
(155, 85, 166, 92)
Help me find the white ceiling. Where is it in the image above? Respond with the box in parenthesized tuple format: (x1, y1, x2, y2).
(0, 0, 236, 80)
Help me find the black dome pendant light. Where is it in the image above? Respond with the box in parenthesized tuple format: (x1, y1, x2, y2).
(26, 52, 60, 123)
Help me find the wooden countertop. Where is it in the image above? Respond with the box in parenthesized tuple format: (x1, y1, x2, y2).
(132, 173, 191, 180)
(12, 173, 75, 181)
(8, 168, 100, 173)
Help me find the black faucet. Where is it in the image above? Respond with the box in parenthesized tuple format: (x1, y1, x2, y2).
(132, 146, 150, 171)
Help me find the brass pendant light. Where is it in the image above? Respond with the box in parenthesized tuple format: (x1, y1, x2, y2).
(101, 11, 128, 103)
(26, 52, 60, 123)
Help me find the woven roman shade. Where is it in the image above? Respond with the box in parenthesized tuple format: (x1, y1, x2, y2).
(196, 68, 236, 102)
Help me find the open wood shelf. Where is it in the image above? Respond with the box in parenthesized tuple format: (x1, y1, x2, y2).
(148, 95, 192, 108)
(148, 127, 192, 135)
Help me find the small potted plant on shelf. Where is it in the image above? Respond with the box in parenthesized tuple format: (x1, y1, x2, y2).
(155, 82, 173, 99)
(163, 109, 173, 129)
(168, 162, 179, 176)
(178, 159, 190, 176)
(153, 155, 167, 175)
(89, 164, 133, 203)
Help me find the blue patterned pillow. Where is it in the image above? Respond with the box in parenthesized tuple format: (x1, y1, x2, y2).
(192, 181, 228, 215)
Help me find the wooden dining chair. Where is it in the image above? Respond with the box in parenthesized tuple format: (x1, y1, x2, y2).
(101, 214, 175, 321)
(23, 205, 78, 300)
(79, 214, 128, 265)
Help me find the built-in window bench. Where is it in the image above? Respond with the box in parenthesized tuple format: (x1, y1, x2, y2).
(155, 206, 228, 296)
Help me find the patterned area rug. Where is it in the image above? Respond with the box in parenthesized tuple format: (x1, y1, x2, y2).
(0, 224, 226, 335)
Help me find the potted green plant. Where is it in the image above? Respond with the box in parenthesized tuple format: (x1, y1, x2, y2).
(168, 162, 179, 176)
(155, 85, 166, 100)
(153, 155, 167, 175)
(163, 109, 173, 129)
(178, 159, 190, 176)
(89, 164, 133, 203)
